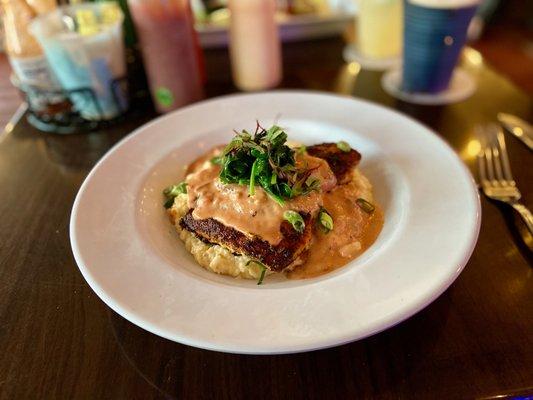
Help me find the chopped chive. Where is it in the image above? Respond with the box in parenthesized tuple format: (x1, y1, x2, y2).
(318, 207, 333, 233)
(283, 210, 305, 233)
(257, 266, 266, 285)
(356, 198, 375, 214)
(337, 141, 351, 152)
(163, 182, 187, 197)
(163, 197, 175, 209)
(246, 260, 267, 285)
(163, 182, 187, 208)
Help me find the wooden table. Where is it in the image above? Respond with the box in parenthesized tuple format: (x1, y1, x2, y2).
(0, 38, 532, 399)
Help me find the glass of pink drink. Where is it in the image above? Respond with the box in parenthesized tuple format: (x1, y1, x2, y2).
(128, 0, 204, 113)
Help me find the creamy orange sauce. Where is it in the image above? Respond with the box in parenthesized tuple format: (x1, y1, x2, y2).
(184, 147, 383, 277)
(289, 204, 383, 279)
(185, 145, 224, 175)
(186, 151, 332, 245)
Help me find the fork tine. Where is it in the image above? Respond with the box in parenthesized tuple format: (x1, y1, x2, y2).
(477, 150, 488, 184)
(475, 126, 489, 185)
(496, 128, 515, 184)
(476, 125, 524, 208)
(484, 140, 495, 183)
(490, 133, 505, 183)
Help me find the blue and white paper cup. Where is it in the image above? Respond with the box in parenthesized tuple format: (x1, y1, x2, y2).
(30, 3, 128, 121)
(402, 0, 479, 93)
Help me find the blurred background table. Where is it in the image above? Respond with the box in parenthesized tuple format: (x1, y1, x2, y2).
(0, 36, 532, 399)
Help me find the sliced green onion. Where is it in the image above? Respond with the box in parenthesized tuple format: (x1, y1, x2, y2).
(210, 156, 223, 165)
(163, 197, 175, 209)
(283, 210, 305, 233)
(246, 260, 267, 285)
(318, 207, 333, 233)
(163, 182, 187, 208)
(257, 266, 266, 285)
(270, 173, 277, 185)
(163, 182, 187, 197)
(336, 141, 351, 152)
(296, 145, 306, 155)
(356, 198, 375, 214)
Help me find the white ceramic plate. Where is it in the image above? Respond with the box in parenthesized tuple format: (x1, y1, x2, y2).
(70, 91, 480, 354)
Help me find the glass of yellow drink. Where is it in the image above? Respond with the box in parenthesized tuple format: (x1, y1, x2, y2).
(357, 0, 403, 59)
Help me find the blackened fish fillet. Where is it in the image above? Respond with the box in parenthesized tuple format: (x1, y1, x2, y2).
(180, 210, 313, 271)
(306, 143, 361, 184)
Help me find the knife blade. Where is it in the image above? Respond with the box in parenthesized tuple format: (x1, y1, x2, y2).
(497, 113, 533, 151)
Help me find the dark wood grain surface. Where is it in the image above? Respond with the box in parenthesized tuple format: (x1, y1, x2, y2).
(0, 38, 532, 400)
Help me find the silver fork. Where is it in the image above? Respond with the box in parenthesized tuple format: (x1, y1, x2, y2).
(477, 124, 533, 234)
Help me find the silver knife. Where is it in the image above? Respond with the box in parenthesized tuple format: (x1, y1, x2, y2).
(497, 113, 533, 151)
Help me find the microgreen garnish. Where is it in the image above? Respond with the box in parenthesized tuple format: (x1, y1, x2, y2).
(318, 207, 333, 233)
(249, 159, 259, 196)
(246, 259, 267, 285)
(217, 123, 321, 205)
(356, 198, 375, 214)
(337, 141, 351, 152)
(163, 182, 187, 208)
(305, 176, 321, 191)
(283, 210, 305, 233)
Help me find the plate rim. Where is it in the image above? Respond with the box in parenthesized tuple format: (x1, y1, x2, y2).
(70, 90, 481, 354)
